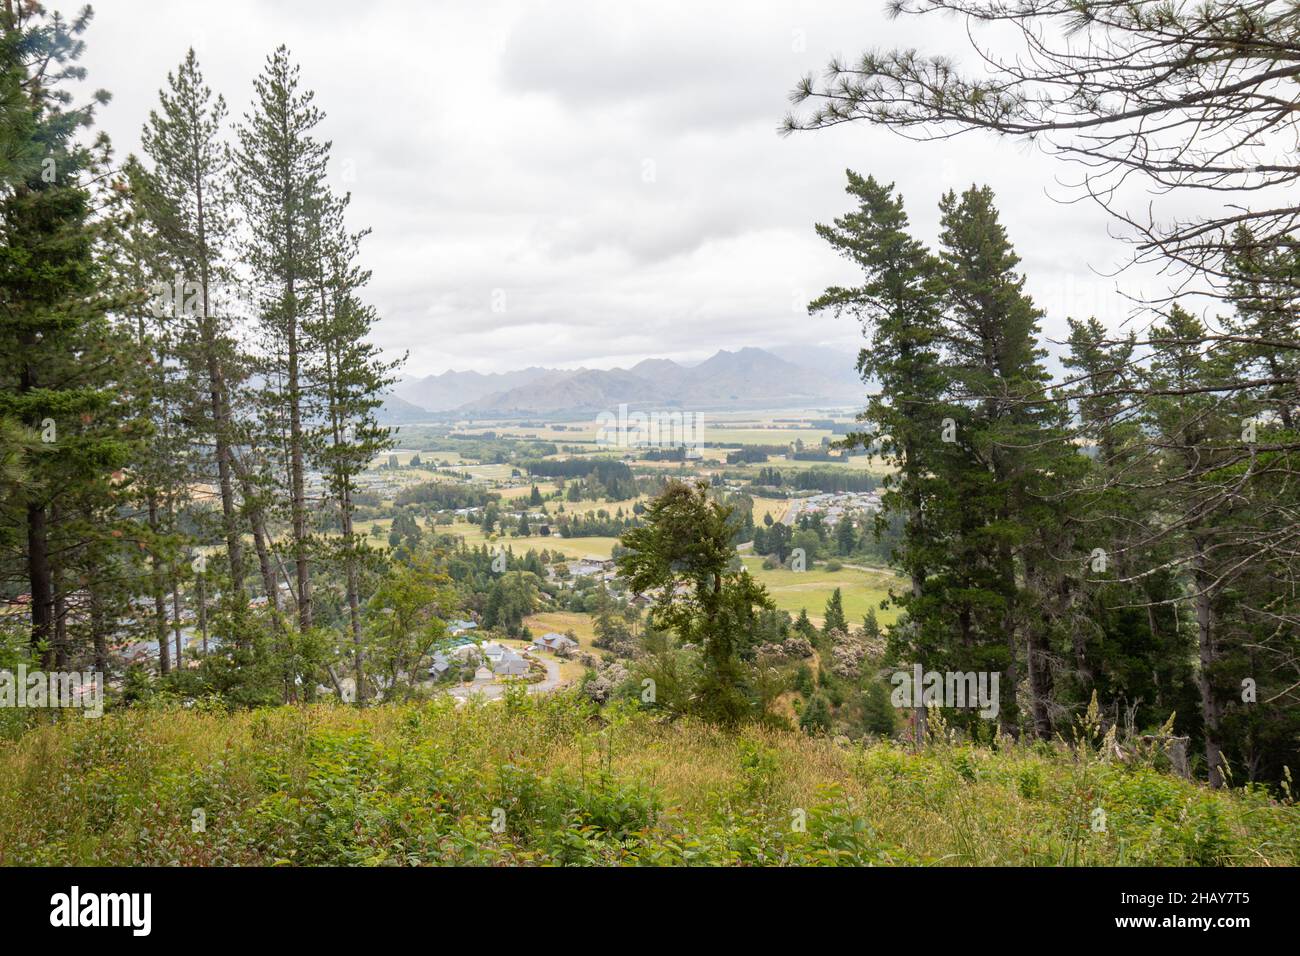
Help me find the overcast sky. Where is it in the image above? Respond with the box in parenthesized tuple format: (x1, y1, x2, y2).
(82, 0, 1146, 378)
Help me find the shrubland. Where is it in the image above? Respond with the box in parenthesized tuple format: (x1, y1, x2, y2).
(0, 691, 1293, 866)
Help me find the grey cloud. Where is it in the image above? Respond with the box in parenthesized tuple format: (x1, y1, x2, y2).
(84, 0, 1139, 378)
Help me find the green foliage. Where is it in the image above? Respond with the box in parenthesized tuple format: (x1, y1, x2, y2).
(618, 480, 775, 724)
(0, 695, 1293, 867)
(822, 587, 847, 637)
(860, 680, 896, 737)
(800, 692, 832, 735)
(0, 3, 145, 668)
(363, 549, 457, 698)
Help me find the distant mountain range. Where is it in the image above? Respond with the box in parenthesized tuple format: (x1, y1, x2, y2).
(380, 346, 863, 422)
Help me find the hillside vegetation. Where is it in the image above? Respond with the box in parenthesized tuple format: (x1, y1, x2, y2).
(1, 693, 1294, 867)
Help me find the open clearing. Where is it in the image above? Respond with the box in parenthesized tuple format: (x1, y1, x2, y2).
(743, 557, 901, 626)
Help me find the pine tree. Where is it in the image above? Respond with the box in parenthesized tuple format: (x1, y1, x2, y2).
(835, 515, 856, 555)
(1061, 317, 1196, 739)
(302, 185, 399, 702)
(235, 45, 330, 636)
(1224, 226, 1299, 431)
(0, 4, 140, 667)
(1217, 230, 1300, 782)
(1140, 305, 1241, 787)
(618, 481, 773, 724)
(822, 587, 847, 638)
(809, 172, 946, 742)
(137, 48, 248, 606)
(799, 692, 831, 735)
(862, 607, 880, 641)
(860, 680, 896, 737)
(932, 185, 1075, 738)
(112, 157, 194, 676)
(0, 20, 34, 524)
(793, 608, 817, 643)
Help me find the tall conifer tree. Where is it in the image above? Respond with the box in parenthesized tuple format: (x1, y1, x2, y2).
(235, 45, 329, 637)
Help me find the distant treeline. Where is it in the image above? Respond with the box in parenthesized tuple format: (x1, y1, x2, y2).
(400, 433, 559, 463)
(726, 447, 780, 463)
(394, 481, 499, 510)
(555, 512, 640, 537)
(808, 420, 856, 434)
(750, 467, 879, 493)
(724, 444, 864, 464)
(640, 446, 690, 462)
(524, 459, 633, 483)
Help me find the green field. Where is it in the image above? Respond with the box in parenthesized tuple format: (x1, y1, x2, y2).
(743, 557, 900, 626)
(458, 463, 516, 482)
(361, 501, 899, 626)
(451, 520, 620, 561)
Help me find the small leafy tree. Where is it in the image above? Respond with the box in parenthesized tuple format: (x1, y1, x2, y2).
(618, 481, 774, 724)
(363, 550, 456, 701)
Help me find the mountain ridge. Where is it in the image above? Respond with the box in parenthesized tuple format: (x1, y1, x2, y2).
(386, 346, 862, 420)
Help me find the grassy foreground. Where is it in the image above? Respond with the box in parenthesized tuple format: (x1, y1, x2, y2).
(1, 692, 1295, 866)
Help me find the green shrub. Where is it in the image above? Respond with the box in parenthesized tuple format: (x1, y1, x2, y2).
(0, 694, 1294, 867)
(1016, 765, 1043, 801)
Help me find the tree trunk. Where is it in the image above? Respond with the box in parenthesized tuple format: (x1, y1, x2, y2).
(90, 589, 108, 674)
(1072, 614, 1094, 695)
(153, 575, 170, 675)
(209, 365, 244, 597)
(249, 504, 278, 612)
(230, 452, 279, 616)
(1024, 547, 1059, 740)
(998, 546, 1020, 740)
(147, 495, 171, 676)
(319, 301, 366, 703)
(52, 563, 68, 670)
(904, 436, 928, 748)
(192, 155, 246, 602)
(342, 495, 365, 704)
(197, 573, 208, 655)
(21, 322, 55, 666)
(27, 502, 54, 667)
(1026, 624, 1053, 739)
(286, 296, 312, 634)
(172, 577, 184, 670)
(1192, 535, 1224, 788)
